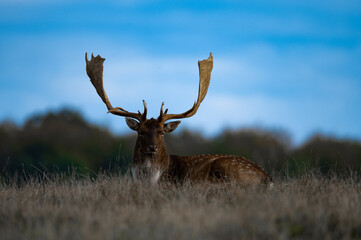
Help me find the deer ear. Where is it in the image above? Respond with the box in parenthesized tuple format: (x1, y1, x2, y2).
(164, 121, 181, 133)
(125, 118, 139, 131)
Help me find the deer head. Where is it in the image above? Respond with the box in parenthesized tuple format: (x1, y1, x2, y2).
(85, 52, 213, 182)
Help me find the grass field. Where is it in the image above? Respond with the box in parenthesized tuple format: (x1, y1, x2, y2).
(1, 172, 360, 240)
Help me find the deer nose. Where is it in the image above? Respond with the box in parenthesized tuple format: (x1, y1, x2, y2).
(148, 145, 158, 152)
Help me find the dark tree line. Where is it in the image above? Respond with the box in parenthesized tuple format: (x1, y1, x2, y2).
(0, 109, 360, 180)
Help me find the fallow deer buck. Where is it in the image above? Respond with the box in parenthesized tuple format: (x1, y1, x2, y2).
(85, 52, 272, 186)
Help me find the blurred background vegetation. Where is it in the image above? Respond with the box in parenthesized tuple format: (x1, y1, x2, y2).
(1, 108, 360, 180)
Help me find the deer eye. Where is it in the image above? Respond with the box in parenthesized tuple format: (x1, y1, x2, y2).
(139, 131, 145, 136)
(157, 131, 164, 136)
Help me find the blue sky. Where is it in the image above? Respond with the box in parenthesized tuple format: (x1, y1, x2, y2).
(0, 0, 360, 145)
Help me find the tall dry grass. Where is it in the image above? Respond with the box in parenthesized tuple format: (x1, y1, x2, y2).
(0, 172, 360, 240)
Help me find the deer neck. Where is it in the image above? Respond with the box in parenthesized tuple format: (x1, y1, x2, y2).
(132, 139, 171, 182)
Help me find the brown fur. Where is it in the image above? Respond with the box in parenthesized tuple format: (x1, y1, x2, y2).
(86, 52, 272, 186)
(131, 118, 272, 186)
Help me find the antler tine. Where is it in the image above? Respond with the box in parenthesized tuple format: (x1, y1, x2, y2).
(141, 100, 147, 120)
(160, 102, 164, 114)
(85, 52, 143, 121)
(158, 102, 165, 121)
(160, 52, 213, 123)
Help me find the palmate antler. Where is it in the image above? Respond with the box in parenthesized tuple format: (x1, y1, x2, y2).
(158, 52, 213, 123)
(86, 52, 213, 123)
(85, 53, 147, 121)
